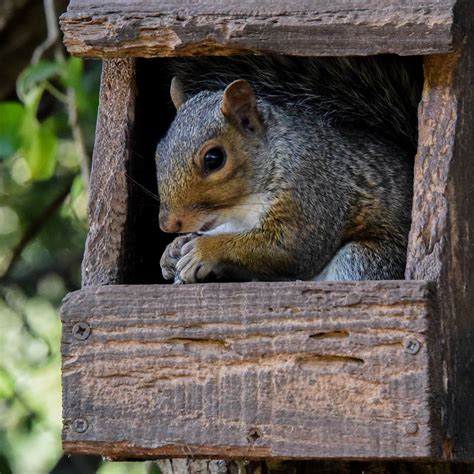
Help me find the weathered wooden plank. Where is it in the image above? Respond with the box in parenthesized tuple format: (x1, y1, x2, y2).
(81, 58, 135, 286)
(60, 0, 460, 58)
(406, 5, 474, 461)
(406, 52, 460, 282)
(61, 280, 442, 460)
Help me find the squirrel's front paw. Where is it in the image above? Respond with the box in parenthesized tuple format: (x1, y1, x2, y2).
(160, 233, 198, 281)
(175, 237, 217, 283)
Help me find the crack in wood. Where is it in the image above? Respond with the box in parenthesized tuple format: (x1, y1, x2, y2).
(309, 330, 350, 339)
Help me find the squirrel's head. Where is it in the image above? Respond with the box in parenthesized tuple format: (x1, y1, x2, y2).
(156, 77, 266, 234)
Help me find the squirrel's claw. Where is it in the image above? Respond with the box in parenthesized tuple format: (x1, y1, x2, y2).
(160, 233, 214, 283)
(176, 238, 215, 283)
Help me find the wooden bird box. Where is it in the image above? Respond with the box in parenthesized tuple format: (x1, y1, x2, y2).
(59, 0, 474, 464)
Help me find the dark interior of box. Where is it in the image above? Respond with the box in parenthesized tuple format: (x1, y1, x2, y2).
(124, 59, 174, 284)
(125, 56, 423, 285)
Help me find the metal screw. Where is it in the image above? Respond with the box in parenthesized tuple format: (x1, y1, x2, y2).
(404, 338, 421, 355)
(73, 417, 89, 433)
(72, 322, 91, 341)
(246, 428, 262, 443)
(405, 421, 419, 435)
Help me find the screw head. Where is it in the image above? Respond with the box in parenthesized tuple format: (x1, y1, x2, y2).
(73, 417, 89, 433)
(405, 421, 419, 435)
(404, 338, 421, 355)
(246, 427, 262, 443)
(72, 322, 91, 341)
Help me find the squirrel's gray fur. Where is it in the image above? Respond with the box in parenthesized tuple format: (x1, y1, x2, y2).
(169, 55, 422, 153)
(157, 55, 422, 282)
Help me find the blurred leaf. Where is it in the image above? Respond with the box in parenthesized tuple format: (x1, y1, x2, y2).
(60, 57, 83, 91)
(56, 140, 79, 171)
(22, 85, 45, 116)
(0, 369, 15, 399)
(17, 61, 62, 104)
(70, 175, 84, 202)
(149, 463, 162, 474)
(0, 102, 25, 159)
(21, 117, 58, 181)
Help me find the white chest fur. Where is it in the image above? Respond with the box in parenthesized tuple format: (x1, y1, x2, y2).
(202, 193, 271, 236)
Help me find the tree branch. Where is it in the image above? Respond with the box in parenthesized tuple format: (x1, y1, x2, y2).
(0, 178, 73, 282)
(32, 0, 91, 189)
(31, 0, 61, 64)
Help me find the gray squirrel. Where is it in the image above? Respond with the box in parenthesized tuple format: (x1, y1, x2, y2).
(156, 56, 421, 283)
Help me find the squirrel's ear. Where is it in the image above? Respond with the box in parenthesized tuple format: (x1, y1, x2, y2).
(221, 80, 261, 134)
(170, 76, 187, 110)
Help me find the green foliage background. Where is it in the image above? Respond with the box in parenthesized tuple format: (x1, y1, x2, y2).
(0, 50, 154, 474)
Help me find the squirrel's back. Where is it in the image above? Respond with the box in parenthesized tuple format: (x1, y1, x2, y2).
(169, 55, 422, 154)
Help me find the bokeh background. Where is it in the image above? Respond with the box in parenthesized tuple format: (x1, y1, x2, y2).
(0, 1, 156, 473)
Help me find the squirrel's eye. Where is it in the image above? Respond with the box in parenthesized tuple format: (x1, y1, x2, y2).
(203, 147, 226, 174)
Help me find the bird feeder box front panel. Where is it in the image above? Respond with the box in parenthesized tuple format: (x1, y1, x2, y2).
(59, 0, 474, 464)
(61, 281, 442, 460)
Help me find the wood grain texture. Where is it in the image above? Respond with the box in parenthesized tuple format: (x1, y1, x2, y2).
(406, 52, 460, 282)
(81, 58, 135, 286)
(60, 0, 460, 58)
(61, 281, 442, 460)
(406, 6, 474, 461)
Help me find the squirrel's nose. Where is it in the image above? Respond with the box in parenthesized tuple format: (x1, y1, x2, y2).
(159, 213, 182, 233)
